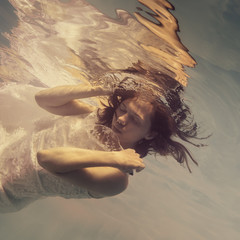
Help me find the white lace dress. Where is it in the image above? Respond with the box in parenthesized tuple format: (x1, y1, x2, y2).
(0, 84, 121, 213)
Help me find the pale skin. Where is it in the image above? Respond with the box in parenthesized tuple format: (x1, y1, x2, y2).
(35, 84, 156, 198)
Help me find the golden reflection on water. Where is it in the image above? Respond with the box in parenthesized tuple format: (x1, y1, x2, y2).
(0, 0, 195, 88)
(135, 0, 196, 85)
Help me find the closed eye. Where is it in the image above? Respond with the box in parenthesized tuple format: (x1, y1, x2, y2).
(119, 104, 126, 112)
(119, 103, 142, 125)
(133, 117, 141, 125)
(128, 114, 141, 126)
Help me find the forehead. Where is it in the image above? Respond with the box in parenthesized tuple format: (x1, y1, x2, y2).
(122, 98, 154, 119)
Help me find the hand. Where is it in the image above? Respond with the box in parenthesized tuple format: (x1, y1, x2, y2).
(114, 149, 145, 174)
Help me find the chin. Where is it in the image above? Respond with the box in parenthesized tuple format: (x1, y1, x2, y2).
(119, 140, 135, 149)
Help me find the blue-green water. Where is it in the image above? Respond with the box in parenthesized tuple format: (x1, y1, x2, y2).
(0, 0, 239, 239)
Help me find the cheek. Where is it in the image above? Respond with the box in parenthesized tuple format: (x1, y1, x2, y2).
(136, 124, 151, 139)
(129, 125, 146, 138)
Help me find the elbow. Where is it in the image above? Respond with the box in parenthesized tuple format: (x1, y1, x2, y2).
(86, 170, 129, 198)
(102, 172, 129, 197)
(35, 94, 42, 108)
(37, 150, 56, 172)
(37, 150, 48, 168)
(34, 92, 40, 103)
(35, 91, 46, 108)
(113, 175, 128, 196)
(116, 173, 129, 195)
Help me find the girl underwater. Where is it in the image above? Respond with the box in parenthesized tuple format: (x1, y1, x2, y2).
(0, 75, 200, 213)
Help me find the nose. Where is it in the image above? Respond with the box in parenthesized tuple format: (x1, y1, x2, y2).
(117, 113, 128, 126)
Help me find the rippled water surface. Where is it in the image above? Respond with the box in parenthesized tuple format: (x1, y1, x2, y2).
(0, 0, 240, 239)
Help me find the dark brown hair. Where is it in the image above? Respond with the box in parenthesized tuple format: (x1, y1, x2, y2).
(97, 77, 203, 172)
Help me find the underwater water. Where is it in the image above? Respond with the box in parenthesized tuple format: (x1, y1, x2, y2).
(0, 0, 240, 239)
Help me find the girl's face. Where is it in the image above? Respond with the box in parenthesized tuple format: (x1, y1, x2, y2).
(111, 98, 155, 149)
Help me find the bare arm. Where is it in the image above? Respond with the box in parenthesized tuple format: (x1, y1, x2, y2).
(37, 148, 145, 197)
(35, 84, 111, 116)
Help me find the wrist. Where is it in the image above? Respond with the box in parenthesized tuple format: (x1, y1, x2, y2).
(109, 151, 122, 168)
(97, 151, 120, 168)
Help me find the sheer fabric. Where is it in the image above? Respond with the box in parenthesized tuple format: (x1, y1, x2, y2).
(0, 83, 120, 212)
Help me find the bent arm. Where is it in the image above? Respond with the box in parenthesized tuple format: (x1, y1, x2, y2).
(35, 84, 111, 116)
(37, 147, 145, 197)
(37, 147, 119, 173)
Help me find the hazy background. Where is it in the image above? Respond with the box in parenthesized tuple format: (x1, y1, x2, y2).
(0, 0, 240, 239)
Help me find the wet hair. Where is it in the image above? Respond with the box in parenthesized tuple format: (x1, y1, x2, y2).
(97, 78, 204, 172)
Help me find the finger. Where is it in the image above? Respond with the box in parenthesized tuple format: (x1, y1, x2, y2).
(136, 167, 144, 172)
(134, 157, 143, 164)
(136, 164, 145, 172)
